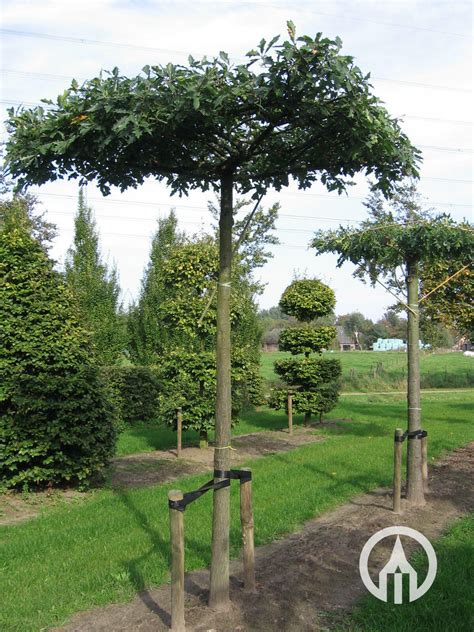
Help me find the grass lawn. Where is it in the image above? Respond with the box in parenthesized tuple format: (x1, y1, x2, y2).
(261, 350, 474, 391)
(116, 406, 307, 456)
(344, 513, 474, 632)
(1, 391, 472, 631)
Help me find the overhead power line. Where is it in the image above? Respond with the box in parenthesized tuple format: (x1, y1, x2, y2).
(0, 29, 472, 93)
(237, 1, 473, 38)
(44, 209, 356, 233)
(31, 191, 473, 212)
(1, 66, 472, 95)
(0, 28, 188, 56)
(56, 225, 307, 250)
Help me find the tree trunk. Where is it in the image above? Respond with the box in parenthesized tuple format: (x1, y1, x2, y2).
(405, 260, 425, 506)
(209, 174, 233, 609)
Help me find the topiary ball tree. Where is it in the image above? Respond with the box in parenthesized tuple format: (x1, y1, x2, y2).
(270, 279, 341, 424)
(0, 213, 117, 490)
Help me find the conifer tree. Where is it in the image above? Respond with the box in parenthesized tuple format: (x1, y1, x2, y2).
(127, 210, 184, 364)
(65, 189, 125, 365)
(0, 198, 117, 488)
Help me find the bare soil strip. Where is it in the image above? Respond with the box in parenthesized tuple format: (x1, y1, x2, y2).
(112, 426, 324, 488)
(57, 442, 473, 632)
(0, 426, 324, 526)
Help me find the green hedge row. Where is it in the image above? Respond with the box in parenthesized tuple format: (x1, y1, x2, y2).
(101, 366, 162, 425)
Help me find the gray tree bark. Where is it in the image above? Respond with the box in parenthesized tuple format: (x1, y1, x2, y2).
(209, 174, 233, 609)
(405, 259, 425, 505)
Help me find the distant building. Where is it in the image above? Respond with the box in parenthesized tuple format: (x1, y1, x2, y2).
(335, 326, 358, 351)
(262, 327, 281, 352)
(456, 337, 474, 352)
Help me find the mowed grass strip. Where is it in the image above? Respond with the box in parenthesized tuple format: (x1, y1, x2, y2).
(117, 387, 471, 457)
(1, 392, 473, 631)
(116, 406, 307, 456)
(260, 350, 474, 391)
(344, 513, 474, 632)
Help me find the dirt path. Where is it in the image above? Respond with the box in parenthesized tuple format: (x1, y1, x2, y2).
(112, 426, 324, 488)
(0, 426, 324, 526)
(57, 442, 474, 632)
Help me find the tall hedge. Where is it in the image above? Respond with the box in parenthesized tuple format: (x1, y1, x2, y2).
(102, 366, 161, 425)
(0, 216, 117, 489)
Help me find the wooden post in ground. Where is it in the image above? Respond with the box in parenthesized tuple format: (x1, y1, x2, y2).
(421, 433, 429, 492)
(239, 468, 256, 592)
(287, 392, 293, 435)
(393, 428, 403, 514)
(168, 490, 185, 632)
(176, 408, 183, 459)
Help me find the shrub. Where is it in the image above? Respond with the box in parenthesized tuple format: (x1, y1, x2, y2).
(279, 326, 336, 355)
(157, 349, 263, 442)
(279, 279, 336, 322)
(101, 366, 162, 425)
(0, 220, 117, 489)
(270, 279, 341, 422)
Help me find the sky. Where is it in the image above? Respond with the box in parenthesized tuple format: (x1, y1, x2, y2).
(1, 0, 472, 319)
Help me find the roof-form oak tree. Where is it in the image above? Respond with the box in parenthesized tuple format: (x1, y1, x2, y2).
(312, 181, 474, 507)
(5, 23, 419, 609)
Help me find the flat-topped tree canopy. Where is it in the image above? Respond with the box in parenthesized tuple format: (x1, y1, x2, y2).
(311, 186, 474, 278)
(5, 23, 419, 197)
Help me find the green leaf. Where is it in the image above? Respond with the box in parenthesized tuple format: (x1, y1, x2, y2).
(287, 20, 296, 41)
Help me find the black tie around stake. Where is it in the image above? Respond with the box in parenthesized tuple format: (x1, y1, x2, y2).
(394, 429, 428, 443)
(168, 469, 252, 512)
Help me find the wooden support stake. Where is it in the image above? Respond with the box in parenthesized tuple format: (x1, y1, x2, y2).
(239, 468, 256, 592)
(421, 434, 429, 493)
(393, 428, 403, 514)
(168, 490, 185, 632)
(177, 408, 182, 459)
(287, 392, 293, 436)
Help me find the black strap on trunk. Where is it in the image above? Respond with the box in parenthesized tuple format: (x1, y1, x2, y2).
(168, 478, 230, 512)
(214, 469, 252, 482)
(168, 469, 252, 512)
(395, 429, 428, 443)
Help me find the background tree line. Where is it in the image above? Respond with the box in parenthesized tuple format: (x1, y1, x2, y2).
(259, 305, 457, 351)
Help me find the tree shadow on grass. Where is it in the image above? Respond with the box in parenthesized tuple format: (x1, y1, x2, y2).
(117, 421, 201, 455)
(272, 451, 391, 513)
(237, 407, 306, 433)
(113, 484, 218, 626)
(320, 420, 390, 438)
(113, 487, 171, 626)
